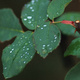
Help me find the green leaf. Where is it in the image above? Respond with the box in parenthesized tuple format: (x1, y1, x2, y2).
(47, 0, 72, 20)
(56, 12, 80, 36)
(65, 62, 80, 80)
(33, 22, 61, 58)
(64, 38, 80, 57)
(21, 0, 49, 30)
(0, 8, 23, 42)
(2, 31, 36, 79)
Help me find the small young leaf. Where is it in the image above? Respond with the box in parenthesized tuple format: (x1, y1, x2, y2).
(47, 0, 72, 20)
(65, 62, 80, 80)
(0, 8, 23, 42)
(2, 31, 36, 79)
(33, 22, 61, 58)
(56, 12, 80, 36)
(64, 38, 80, 57)
(21, 0, 49, 30)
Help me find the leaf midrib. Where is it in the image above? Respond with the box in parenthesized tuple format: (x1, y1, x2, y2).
(0, 27, 23, 33)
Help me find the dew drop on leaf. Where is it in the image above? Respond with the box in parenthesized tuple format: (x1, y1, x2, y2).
(10, 51, 12, 53)
(27, 48, 29, 50)
(4, 67, 7, 70)
(27, 16, 32, 19)
(30, 7, 33, 9)
(41, 27, 43, 30)
(23, 61, 26, 64)
(25, 43, 28, 45)
(12, 48, 14, 51)
(32, 9, 34, 12)
(43, 25, 47, 27)
(42, 49, 47, 54)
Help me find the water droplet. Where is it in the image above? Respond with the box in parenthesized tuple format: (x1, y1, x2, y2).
(57, 12, 59, 15)
(20, 38, 22, 39)
(4, 67, 7, 70)
(32, 19, 34, 21)
(46, 14, 48, 17)
(41, 27, 43, 29)
(12, 45, 15, 47)
(27, 48, 29, 50)
(54, 40, 56, 42)
(30, 56, 33, 58)
(23, 49, 25, 51)
(25, 37, 27, 39)
(28, 20, 31, 24)
(32, 0, 35, 4)
(40, 16, 41, 18)
(24, 61, 26, 64)
(21, 56, 23, 58)
(43, 25, 47, 27)
(25, 52, 27, 54)
(28, 41, 31, 43)
(31, 24, 34, 26)
(54, 35, 57, 39)
(24, 18, 27, 21)
(25, 43, 28, 45)
(42, 49, 47, 54)
(32, 9, 34, 12)
(47, 44, 50, 47)
(27, 16, 32, 19)
(42, 45, 46, 49)
(30, 7, 33, 9)
(39, 39, 42, 41)
(49, 47, 52, 50)
(37, 25, 40, 27)
(10, 51, 12, 53)
(23, 46, 25, 48)
(43, 45, 46, 47)
(23, 54, 25, 56)
(25, 52, 29, 55)
(25, 56, 27, 58)
(12, 48, 14, 51)
(27, 4, 30, 7)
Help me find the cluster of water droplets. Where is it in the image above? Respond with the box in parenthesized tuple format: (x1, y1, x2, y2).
(19, 38, 34, 65)
(10, 48, 14, 54)
(41, 44, 53, 55)
(40, 24, 47, 30)
(57, 12, 59, 15)
(54, 35, 57, 42)
(23, 0, 49, 30)
(3, 32, 35, 76)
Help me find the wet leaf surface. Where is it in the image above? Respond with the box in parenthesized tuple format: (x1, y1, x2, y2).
(2, 31, 36, 79)
(33, 22, 61, 58)
(21, 0, 49, 30)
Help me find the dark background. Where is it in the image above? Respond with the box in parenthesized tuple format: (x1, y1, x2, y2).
(0, 0, 80, 80)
